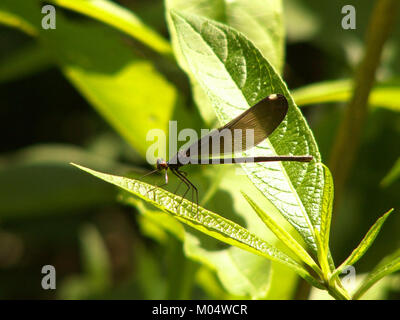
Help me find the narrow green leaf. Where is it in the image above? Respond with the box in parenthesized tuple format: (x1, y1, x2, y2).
(381, 157, 400, 187)
(0, 0, 43, 38)
(292, 78, 400, 112)
(313, 227, 330, 278)
(48, 0, 172, 56)
(332, 209, 394, 279)
(292, 79, 352, 106)
(72, 163, 324, 289)
(352, 248, 400, 300)
(242, 192, 321, 275)
(319, 164, 334, 255)
(170, 10, 324, 253)
(0, 8, 37, 36)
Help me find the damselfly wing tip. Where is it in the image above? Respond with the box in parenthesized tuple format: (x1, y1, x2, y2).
(267, 93, 279, 100)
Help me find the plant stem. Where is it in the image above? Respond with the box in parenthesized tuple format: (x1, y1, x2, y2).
(329, 0, 399, 209)
(327, 282, 351, 300)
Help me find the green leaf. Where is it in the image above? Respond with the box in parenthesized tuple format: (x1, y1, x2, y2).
(381, 157, 400, 187)
(331, 209, 394, 280)
(166, 0, 284, 72)
(165, 0, 285, 124)
(352, 248, 400, 300)
(170, 10, 324, 254)
(48, 0, 172, 56)
(242, 192, 320, 275)
(72, 163, 324, 289)
(319, 164, 334, 256)
(0, 4, 37, 36)
(41, 13, 180, 157)
(292, 78, 400, 112)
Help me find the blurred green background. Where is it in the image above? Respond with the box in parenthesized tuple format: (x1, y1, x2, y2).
(0, 0, 399, 299)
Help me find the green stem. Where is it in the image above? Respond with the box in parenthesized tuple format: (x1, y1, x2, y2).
(329, 0, 399, 209)
(327, 281, 351, 300)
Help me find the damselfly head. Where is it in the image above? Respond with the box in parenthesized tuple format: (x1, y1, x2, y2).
(156, 158, 168, 170)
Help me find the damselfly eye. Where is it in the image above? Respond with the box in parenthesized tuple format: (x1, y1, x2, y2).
(156, 158, 167, 170)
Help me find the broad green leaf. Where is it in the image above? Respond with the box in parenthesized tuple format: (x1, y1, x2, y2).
(332, 209, 394, 280)
(0, 43, 52, 83)
(62, 53, 179, 158)
(72, 164, 324, 289)
(41, 12, 180, 157)
(166, 0, 284, 72)
(165, 0, 285, 123)
(48, 0, 172, 56)
(319, 164, 334, 256)
(352, 248, 400, 300)
(170, 11, 324, 253)
(381, 157, 400, 187)
(242, 192, 320, 275)
(166, 6, 308, 296)
(292, 78, 400, 112)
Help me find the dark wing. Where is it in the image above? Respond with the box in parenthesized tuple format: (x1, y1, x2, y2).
(186, 94, 289, 157)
